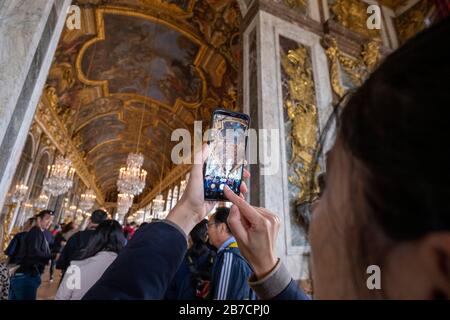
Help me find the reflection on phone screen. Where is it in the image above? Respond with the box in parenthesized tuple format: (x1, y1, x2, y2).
(204, 113, 249, 200)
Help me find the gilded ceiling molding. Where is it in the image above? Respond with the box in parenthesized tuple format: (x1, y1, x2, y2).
(138, 163, 191, 209)
(35, 87, 105, 205)
(75, 6, 209, 111)
(139, 0, 196, 18)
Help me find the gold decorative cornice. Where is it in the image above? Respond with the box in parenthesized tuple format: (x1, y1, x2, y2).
(35, 87, 105, 205)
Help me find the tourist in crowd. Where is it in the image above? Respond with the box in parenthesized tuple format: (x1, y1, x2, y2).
(9, 210, 54, 300)
(56, 210, 107, 275)
(55, 219, 125, 300)
(49, 221, 76, 282)
(4, 217, 35, 265)
(207, 207, 255, 300)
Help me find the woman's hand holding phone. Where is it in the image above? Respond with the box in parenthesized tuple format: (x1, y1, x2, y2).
(166, 144, 249, 236)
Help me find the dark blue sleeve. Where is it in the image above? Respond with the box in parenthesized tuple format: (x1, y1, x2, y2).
(272, 279, 311, 300)
(83, 222, 187, 300)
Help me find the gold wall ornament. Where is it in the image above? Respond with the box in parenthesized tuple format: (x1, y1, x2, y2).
(35, 96, 105, 205)
(330, 0, 381, 39)
(394, 0, 434, 44)
(322, 35, 381, 98)
(48, 62, 76, 93)
(283, 0, 308, 12)
(280, 44, 320, 203)
(1, 203, 17, 253)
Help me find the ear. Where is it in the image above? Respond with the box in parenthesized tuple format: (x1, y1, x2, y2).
(383, 232, 450, 299)
(218, 222, 228, 235)
(419, 232, 450, 299)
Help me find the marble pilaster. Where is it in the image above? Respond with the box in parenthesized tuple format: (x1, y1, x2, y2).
(0, 0, 71, 210)
(243, 6, 333, 280)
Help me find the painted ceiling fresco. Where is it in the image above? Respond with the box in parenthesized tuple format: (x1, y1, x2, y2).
(46, 0, 241, 202)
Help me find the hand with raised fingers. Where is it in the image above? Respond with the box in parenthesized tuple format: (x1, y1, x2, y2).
(224, 185, 280, 280)
(167, 144, 250, 236)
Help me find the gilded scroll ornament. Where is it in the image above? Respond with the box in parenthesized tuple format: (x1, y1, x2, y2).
(281, 46, 319, 203)
(323, 36, 381, 98)
(330, 0, 381, 39)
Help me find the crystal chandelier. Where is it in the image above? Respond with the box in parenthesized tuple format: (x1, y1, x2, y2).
(34, 193, 49, 210)
(12, 183, 28, 203)
(79, 189, 96, 212)
(43, 156, 75, 196)
(117, 193, 134, 216)
(117, 153, 147, 196)
(152, 194, 165, 219)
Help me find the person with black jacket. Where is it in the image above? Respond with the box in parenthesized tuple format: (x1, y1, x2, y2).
(4, 217, 35, 265)
(49, 221, 75, 282)
(56, 210, 107, 275)
(9, 210, 54, 300)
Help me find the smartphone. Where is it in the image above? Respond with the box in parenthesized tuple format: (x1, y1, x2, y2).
(203, 108, 250, 201)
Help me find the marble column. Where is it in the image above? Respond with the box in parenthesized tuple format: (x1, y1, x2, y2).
(242, 0, 333, 281)
(0, 0, 71, 210)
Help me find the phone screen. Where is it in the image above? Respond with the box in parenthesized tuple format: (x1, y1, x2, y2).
(204, 109, 250, 201)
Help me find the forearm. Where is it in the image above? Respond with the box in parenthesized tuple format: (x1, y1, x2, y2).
(83, 221, 188, 300)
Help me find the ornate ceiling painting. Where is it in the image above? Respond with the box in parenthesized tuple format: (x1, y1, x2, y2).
(46, 0, 241, 203)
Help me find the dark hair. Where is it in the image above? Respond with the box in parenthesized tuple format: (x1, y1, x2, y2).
(139, 222, 148, 228)
(90, 209, 108, 224)
(190, 219, 208, 256)
(308, 17, 450, 297)
(212, 207, 231, 233)
(339, 17, 450, 241)
(61, 221, 75, 234)
(79, 220, 125, 260)
(36, 210, 54, 219)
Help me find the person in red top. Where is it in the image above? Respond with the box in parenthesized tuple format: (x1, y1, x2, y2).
(123, 222, 136, 240)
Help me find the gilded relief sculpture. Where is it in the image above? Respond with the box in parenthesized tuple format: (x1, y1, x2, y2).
(330, 0, 381, 39)
(323, 35, 382, 98)
(281, 44, 319, 206)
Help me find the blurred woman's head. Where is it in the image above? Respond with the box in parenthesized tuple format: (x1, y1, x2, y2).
(61, 221, 75, 234)
(79, 220, 126, 260)
(189, 219, 208, 255)
(310, 18, 450, 299)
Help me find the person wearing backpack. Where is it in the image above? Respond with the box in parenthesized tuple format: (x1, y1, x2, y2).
(4, 217, 35, 265)
(9, 210, 54, 300)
